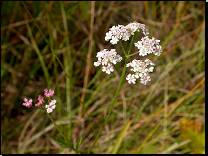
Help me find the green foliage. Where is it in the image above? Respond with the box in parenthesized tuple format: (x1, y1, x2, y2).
(51, 137, 72, 149)
(76, 136, 82, 150)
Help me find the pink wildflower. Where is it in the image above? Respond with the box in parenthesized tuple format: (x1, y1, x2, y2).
(44, 89, 55, 97)
(35, 95, 45, 107)
(22, 98, 33, 108)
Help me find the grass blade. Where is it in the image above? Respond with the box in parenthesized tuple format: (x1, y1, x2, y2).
(111, 120, 132, 154)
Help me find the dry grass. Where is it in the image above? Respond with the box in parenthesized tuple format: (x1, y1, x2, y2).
(1, 1, 205, 154)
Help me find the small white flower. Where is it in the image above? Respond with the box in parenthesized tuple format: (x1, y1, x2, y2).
(140, 73, 151, 85)
(96, 51, 104, 58)
(51, 105, 56, 110)
(145, 59, 155, 66)
(94, 49, 122, 74)
(110, 36, 119, 44)
(94, 61, 101, 67)
(50, 99, 56, 105)
(135, 36, 163, 57)
(149, 67, 154, 72)
(45, 99, 57, 113)
(102, 64, 114, 74)
(105, 32, 112, 41)
(126, 74, 136, 84)
(126, 59, 155, 85)
(46, 107, 53, 113)
(102, 58, 108, 65)
(153, 45, 162, 56)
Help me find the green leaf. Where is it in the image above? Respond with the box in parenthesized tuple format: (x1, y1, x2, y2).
(51, 137, 74, 149)
(51, 137, 69, 148)
(76, 136, 82, 150)
(64, 137, 74, 149)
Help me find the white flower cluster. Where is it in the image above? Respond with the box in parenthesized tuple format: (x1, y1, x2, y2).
(94, 21, 162, 85)
(45, 99, 56, 113)
(126, 59, 154, 85)
(94, 49, 122, 74)
(134, 36, 162, 56)
(105, 21, 149, 45)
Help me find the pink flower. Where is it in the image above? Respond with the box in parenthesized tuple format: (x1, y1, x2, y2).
(22, 98, 33, 108)
(35, 95, 45, 107)
(44, 89, 55, 97)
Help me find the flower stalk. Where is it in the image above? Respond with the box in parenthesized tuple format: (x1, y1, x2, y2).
(88, 55, 129, 154)
(47, 113, 79, 154)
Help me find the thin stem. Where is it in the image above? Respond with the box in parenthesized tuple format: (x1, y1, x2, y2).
(88, 58, 129, 154)
(88, 37, 132, 153)
(47, 113, 78, 154)
(127, 33, 136, 55)
(119, 40, 127, 57)
(127, 51, 140, 57)
(21, 1, 49, 44)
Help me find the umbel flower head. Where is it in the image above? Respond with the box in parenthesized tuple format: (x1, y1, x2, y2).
(134, 36, 162, 56)
(94, 21, 162, 85)
(45, 99, 57, 113)
(105, 21, 149, 45)
(94, 49, 122, 74)
(22, 98, 33, 108)
(22, 89, 57, 113)
(35, 95, 45, 107)
(44, 89, 55, 97)
(126, 59, 155, 85)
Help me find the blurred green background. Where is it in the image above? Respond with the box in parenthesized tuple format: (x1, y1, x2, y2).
(1, 1, 205, 154)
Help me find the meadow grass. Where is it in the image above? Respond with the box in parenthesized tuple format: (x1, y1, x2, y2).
(1, 1, 205, 154)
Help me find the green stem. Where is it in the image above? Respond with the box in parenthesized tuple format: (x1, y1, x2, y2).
(87, 57, 129, 154)
(88, 36, 135, 153)
(127, 51, 140, 57)
(47, 113, 78, 154)
(119, 40, 127, 57)
(127, 33, 136, 55)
